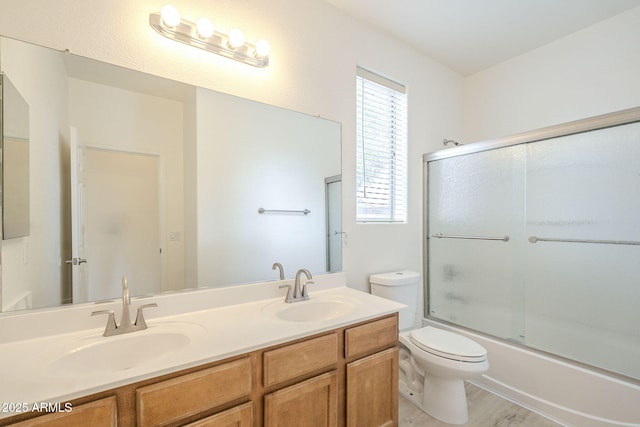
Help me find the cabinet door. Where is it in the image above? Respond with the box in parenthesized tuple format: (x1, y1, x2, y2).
(7, 397, 117, 427)
(346, 348, 398, 427)
(264, 371, 337, 427)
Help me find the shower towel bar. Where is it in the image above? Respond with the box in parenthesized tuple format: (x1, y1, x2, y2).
(431, 233, 510, 242)
(528, 236, 640, 246)
(258, 207, 311, 215)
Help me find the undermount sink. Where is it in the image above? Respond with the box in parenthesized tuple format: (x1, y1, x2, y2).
(41, 322, 206, 378)
(262, 296, 356, 322)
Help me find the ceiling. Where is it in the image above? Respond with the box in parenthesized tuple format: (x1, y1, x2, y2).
(324, 0, 640, 76)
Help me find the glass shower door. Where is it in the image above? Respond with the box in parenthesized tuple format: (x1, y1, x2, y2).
(427, 145, 526, 341)
(426, 118, 640, 379)
(523, 122, 640, 378)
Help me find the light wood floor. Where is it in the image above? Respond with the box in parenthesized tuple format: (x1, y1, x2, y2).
(399, 383, 563, 426)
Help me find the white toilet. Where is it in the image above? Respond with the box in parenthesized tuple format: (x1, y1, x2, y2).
(370, 270, 489, 425)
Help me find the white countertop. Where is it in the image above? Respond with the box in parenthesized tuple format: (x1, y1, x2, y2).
(0, 273, 404, 419)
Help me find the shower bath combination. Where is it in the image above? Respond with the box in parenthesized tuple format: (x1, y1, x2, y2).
(424, 107, 640, 427)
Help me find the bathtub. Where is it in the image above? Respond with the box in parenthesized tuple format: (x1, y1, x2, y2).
(424, 319, 640, 427)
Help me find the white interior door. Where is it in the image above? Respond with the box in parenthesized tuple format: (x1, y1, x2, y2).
(84, 147, 161, 301)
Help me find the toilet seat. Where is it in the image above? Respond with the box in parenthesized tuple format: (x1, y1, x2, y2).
(410, 326, 487, 363)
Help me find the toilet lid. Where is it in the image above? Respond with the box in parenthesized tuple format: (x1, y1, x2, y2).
(410, 326, 487, 362)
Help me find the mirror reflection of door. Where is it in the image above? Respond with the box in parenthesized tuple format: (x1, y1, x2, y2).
(70, 127, 161, 302)
(326, 176, 342, 272)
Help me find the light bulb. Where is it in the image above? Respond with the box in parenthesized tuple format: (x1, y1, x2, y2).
(196, 18, 214, 39)
(228, 28, 245, 49)
(161, 4, 181, 28)
(255, 39, 271, 58)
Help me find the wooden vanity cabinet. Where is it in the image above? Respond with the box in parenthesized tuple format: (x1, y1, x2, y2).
(344, 316, 399, 427)
(1, 313, 398, 427)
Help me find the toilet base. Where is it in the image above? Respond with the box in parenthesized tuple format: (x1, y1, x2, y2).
(399, 378, 423, 406)
(423, 375, 468, 424)
(397, 329, 488, 425)
(399, 376, 469, 425)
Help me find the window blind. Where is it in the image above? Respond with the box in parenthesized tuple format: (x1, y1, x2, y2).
(356, 68, 407, 223)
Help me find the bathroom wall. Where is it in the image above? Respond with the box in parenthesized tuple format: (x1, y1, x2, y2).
(0, 0, 463, 292)
(0, 37, 70, 310)
(464, 6, 640, 141)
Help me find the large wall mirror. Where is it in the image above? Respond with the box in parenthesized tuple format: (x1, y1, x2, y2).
(0, 36, 342, 313)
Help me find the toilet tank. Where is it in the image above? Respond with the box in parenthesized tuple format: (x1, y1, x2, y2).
(369, 270, 421, 331)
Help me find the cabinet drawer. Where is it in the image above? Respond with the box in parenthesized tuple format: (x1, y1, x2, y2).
(263, 333, 338, 387)
(137, 357, 252, 427)
(184, 402, 253, 427)
(8, 397, 117, 427)
(345, 315, 397, 359)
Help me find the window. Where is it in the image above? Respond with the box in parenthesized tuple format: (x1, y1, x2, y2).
(356, 67, 407, 223)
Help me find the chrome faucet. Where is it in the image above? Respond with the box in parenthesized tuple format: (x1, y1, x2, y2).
(272, 262, 285, 280)
(91, 276, 157, 337)
(279, 268, 314, 303)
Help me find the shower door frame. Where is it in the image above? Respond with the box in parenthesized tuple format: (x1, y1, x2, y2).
(422, 106, 640, 375)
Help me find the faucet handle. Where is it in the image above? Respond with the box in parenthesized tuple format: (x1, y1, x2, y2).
(279, 284, 293, 303)
(92, 310, 117, 336)
(134, 303, 158, 329)
(301, 281, 314, 299)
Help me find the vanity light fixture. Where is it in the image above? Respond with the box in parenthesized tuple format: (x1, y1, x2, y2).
(149, 5, 270, 68)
